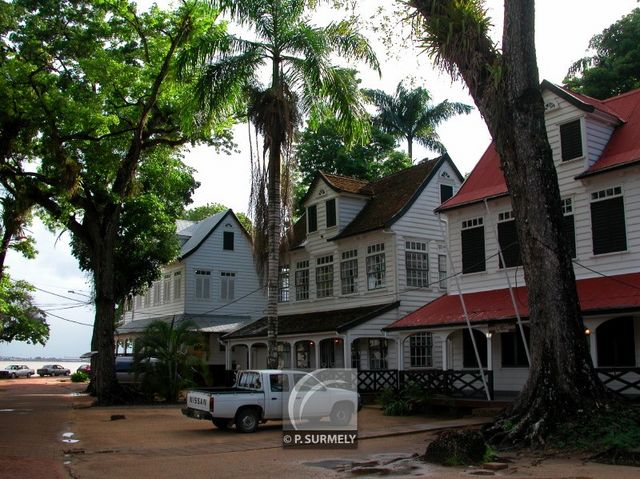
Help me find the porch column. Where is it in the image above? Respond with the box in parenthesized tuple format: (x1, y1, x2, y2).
(486, 332, 493, 370)
(225, 342, 231, 369)
(396, 335, 404, 371)
(589, 328, 598, 366)
(314, 341, 320, 370)
(343, 335, 351, 369)
(248, 343, 253, 369)
(441, 334, 449, 370)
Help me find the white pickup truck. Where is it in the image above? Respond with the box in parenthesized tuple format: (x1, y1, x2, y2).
(182, 369, 359, 433)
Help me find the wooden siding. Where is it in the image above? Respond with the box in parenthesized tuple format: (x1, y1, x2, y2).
(445, 91, 640, 294)
(184, 216, 265, 319)
(122, 264, 185, 322)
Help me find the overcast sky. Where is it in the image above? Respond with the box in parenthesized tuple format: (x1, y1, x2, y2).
(2, 0, 638, 359)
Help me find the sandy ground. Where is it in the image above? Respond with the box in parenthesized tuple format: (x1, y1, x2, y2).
(1, 376, 639, 478)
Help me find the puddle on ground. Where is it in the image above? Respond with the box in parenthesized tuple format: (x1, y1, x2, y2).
(305, 453, 432, 477)
(61, 432, 80, 444)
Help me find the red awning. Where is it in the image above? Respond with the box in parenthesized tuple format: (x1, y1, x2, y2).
(386, 273, 640, 330)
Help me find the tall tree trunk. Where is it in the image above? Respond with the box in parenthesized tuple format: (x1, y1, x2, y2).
(88, 222, 119, 404)
(411, 0, 610, 446)
(266, 128, 282, 370)
(407, 135, 414, 161)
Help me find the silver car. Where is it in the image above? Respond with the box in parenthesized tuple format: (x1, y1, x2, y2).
(1, 364, 35, 378)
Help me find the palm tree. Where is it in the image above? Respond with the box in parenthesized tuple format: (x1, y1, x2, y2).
(180, 0, 379, 368)
(133, 318, 203, 402)
(365, 82, 472, 160)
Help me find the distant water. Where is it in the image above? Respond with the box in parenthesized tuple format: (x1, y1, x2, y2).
(0, 360, 86, 374)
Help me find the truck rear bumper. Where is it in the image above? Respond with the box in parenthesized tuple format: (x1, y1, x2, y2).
(181, 407, 213, 421)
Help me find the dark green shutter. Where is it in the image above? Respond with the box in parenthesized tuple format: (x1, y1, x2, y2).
(326, 199, 336, 227)
(560, 120, 583, 161)
(462, 226, 485, 273)
(563, 214, 576, 258)
(440, 184, 454, 204)
(308, 205, 317, 232)
(498, 220, 522, 268)
(591, 197, 626, 254)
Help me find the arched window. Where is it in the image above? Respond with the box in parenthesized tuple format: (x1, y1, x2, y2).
(597, 317, 636, 367)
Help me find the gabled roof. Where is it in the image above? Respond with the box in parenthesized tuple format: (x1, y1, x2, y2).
(385, 273, 640, 331)
(301, 172, 372, 206)
(438, 82, 640, 212)
(333, 154, 461, 240)
(179, 211, 227, 259)
(178, 209, 251, 260)
(288, 155, 460, 248)
(223, 302, 399, 339)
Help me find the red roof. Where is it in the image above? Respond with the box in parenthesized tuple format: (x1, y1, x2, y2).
(386, 273, 640, 330)
(438, 82, 640, 211)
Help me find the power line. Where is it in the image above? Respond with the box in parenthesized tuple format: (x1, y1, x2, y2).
(32, 286, 92, 304)
(43, 310, 94, 327)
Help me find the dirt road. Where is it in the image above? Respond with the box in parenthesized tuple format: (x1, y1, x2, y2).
(2, 377, 640, 478)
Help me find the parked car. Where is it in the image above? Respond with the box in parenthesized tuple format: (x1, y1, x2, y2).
(77, 364, 91, 374)
(37, 364, 71, 377)
(115, 356, 158, 384)
(0, 364, 35, 378)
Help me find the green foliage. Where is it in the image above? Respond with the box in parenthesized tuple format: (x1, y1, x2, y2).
(364, 81, 472, 160)
(133, 319, 205, 403)
(424, 429, 488, 467)
(182, 202, 253, 233)
(565, 8, 640, 99)
(377, 382, 430, 416)
(71, 371, 89, 382)
(549, 405, 640, 455)
(0, 274, 49, 345)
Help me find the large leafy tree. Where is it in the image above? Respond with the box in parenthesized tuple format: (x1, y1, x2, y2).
(0, 274, 49, 345)
(181, 0, 379, 367)
(408, 0, 610, 446)
(0, 0, 233, 403)
(564, 8, 640, 99)
(364, 81, 472, 160)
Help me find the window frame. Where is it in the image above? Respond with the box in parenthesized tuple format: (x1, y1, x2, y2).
(220, 271, 236, 302)
(590, 186, 627, 255)
(340, 249, 358, 295)
(294, 260, 310, 301)
(315, 255, 334, 298)
(405, 241, 429, 288)
(278, 265, 290, 303)
(195, 269, 211, 300)
(461, 218, 486, 274)
(409, 332, 433, 368)
(366, 243, 386, 290)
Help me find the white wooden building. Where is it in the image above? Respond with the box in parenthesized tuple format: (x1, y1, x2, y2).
(224, 155, 464, 376)
(116, 210, 266, 379)
(387, 82, 640, 399)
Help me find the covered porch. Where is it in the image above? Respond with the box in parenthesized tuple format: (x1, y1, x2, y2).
(385, 272, 640, 400)
(223, 302, 402, 373)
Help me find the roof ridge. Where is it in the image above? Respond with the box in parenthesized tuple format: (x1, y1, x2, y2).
(369, 156, 440, 187)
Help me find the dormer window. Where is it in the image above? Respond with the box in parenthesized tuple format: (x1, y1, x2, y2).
(308, 205, 317, 233)
(326, 199, 336, 228)
(560, 119, 583, 162)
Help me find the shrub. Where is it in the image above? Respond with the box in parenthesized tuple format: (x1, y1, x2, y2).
(424, 429, 488, 466)
(377, 382, 430, 416)
(71, 371, 89, 382)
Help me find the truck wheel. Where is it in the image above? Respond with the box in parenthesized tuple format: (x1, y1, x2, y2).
(235, 409, 259, 433)
(212, 419, 232, 430)
(330, 403, 353, 426)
